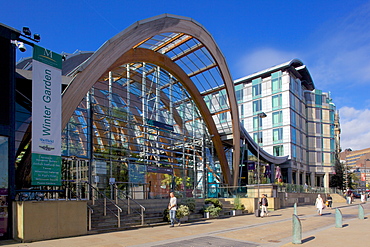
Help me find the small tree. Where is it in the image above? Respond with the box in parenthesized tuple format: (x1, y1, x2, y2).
(330, 160, 345, 190)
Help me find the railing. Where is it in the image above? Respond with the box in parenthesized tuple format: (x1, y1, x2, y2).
(16, 189, 63, 201)
(113, 184, 146, 225)
(112, 182, 149, 199)
(202, 183, 344, 198)
(84, 181, 123, 228)
(276, 184, 342, 194)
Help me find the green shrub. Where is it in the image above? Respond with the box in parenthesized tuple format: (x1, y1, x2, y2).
(204, 198, 223, 209)
(163, 205, 190, 222)
(177, 205, 190, 218)
(204, 204, 222, 217)
(182, 198, 196, 212)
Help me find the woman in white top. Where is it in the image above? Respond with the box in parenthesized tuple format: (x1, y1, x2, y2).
(315, 194, 324, 216)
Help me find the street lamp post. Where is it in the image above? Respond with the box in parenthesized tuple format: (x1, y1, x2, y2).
(257, 112, 267, 201)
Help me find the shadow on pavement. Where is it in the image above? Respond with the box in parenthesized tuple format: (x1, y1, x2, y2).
(302, 236, 315, 243)
(185, 222, 212, 226)
(321, 212, 332, 216)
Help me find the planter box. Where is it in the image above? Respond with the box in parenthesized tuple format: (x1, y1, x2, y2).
(13, 200, 87, 242)
(231, 209, 243, 216)
(204, 212, 219, 218)
(204, 212, 210, 218)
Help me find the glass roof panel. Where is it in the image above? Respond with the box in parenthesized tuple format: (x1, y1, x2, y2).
(135, 32, 233, 135)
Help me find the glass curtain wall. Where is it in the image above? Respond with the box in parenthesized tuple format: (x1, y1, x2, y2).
(62, 62, 214, 198)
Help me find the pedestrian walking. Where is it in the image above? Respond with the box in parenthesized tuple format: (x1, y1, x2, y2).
(326, 194, 333, 209)
(168, 192, 181, 227)
(260, 194, 269, 218)
(361, 193, 366, 203)
(346, 190, 352, 204)
(315, 194, 324, 216)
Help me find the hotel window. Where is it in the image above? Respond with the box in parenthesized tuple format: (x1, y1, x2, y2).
(291, 111, 296, 127)
(239, 104, 244, 118)
(272, 94, 282, 110)
(253, 116, 262, 131)
(315, 91, 322, 105)
(252, 84, 262, 98)
(316, 137, 322, 148)
(252, 78, 262, 98)
(272, 111, 283, 126)
(291, 128, 296, 144)
(273, 145, 284, 156)
(235, 84, 243, 103)
(290, 77, 296, 92)
(330, 111, 335, 122)
(316, 123, 322, 134)
(273, 128, 283, 143)
(292, 145, 297, 158)
(290, 94, 296, 110)
(330, 139, 335, 151)
(253, 132, 263, 144)
(271, 71, 282, 93)
(317, 152, 323, 163)
(253, 99, 262, 113)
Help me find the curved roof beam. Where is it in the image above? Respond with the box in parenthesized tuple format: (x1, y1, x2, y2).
(240, 125, 288, 164)
(62, 14, 240, 185)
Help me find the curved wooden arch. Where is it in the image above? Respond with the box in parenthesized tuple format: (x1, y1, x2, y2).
(62, 14, 240, 185)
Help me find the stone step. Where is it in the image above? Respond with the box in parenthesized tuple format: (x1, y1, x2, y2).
(331, 193, 346, 203)
(88, 197, 247, 231)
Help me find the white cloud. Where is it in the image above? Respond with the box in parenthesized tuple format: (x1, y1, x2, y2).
(339, 106, 370, 151)
(235, 47, 299, 77)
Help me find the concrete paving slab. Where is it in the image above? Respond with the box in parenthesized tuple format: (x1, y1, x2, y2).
(0, 201, 368, 247)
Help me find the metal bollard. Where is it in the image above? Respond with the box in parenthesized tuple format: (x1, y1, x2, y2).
(335, 208, 342, 228)
(358, 204, 365, 219)
(292, 214, 302, 244)
(294, 202, 297, 215)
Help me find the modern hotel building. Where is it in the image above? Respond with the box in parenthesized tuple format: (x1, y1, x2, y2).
(231, 60, 340, 188)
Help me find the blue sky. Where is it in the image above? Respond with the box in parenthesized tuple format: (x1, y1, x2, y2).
(2, 0, 370, 151)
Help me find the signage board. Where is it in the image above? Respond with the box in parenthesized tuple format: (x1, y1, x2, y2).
(31, 45, 62, 186)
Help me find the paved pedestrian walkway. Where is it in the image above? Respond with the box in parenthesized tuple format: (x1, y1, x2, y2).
(1, 200, 369, 246)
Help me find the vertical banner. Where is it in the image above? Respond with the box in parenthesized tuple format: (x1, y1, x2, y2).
(31, 45, 62, 186)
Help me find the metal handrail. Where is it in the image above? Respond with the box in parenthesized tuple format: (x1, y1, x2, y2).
(113, 184, 146, 225)
(83, 181, 123, 228)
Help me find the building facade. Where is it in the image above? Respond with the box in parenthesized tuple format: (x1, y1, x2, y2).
(233, 60, 339, 187)
(340, 148, 370, 189)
